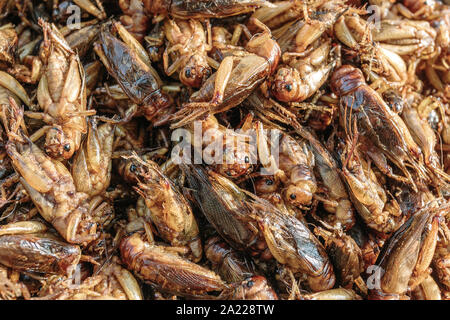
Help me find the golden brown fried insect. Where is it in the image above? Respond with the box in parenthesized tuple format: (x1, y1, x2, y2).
(360, 234, 382, 273)
(25, 20, 93, 160)
(394, 181, 436, 219)
(0, 0, 448, 301)
(144, 22, 165, 63)
(251, 99, 355, 228)
(0, 172, 21, 210)
(211, 26, 232, 49)
(163, 18, 213, 88)
(94, 21, 173, 125)
(112, 119, 146, 152)
(425, 14, 450, 99)
(270, 39, 335, 103)
(84, 61, 102, 97)
(251, 0, 333, 30)
(270, 4, 345, 101)
(2, 102, 98, 245)
(433, 236, 450, 292)
(185, 114, 255, 179)
(249, 196, 336, 292)
(246, 196, 335, 291)
(73, 0, 106, 20)
(334, 13, 408, 87)
(368, 200, 449, 300)
(0, 24, 17, 67)
(170, 18, 280, 127)
(119, 154, 202, 262)
(120, 232, 226, 297)
(86, 194, 115, 229)
(208, 24, 245, 61)
(337, 130, 404, 233)
(401, 101, 445, 177)
(252, 1, 306, 31)
(71, 119, 115, 197)
(274, 132, 317, 207)
(372, 19, 437, 59)
(0, 70, 32, 112)
(7, 24, 43, 85)
(0, 225, 81, 276)
(64, 21, 101, 59)
(183, 165, 271, 260)
(331, 64, 450, 190)
(314, 226, 364, 288)
(255, 128, 317, 208)
(310, 137, 356, 230)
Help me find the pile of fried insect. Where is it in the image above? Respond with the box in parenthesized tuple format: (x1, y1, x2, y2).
(0, 0, 448, 300)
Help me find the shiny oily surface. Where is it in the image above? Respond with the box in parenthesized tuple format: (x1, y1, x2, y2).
(0, 0, 448, 301)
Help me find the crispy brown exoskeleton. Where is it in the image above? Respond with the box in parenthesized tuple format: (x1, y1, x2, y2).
(95, 23, 172, 124)
(3, 103, 99, 245)
(315, 227, 364, 288)
(331, 64, 450, 190)
(25, 20, 93, 160)
(0, 265, 30, 300)
(433, 236, 450, 292)
(0, 234, 81, 275)
(372, 19, 437, 58)
(255, 130, 318, 208)
(119, 155, 202, 262)
(65, 22, 101, 59)
(412, 275, 442, 300)
(72, 120, 115, 197)
(120, 233, 226, 297)
(271, 40, 335, 103)
(163, 19, 212, 88)
(310, 136, 356, 230)
(368, 201, 449, 299)
(337, 132, 405, 234)
(183, 165, 271, 260)
(170, 18, 280, 127)
(185, 114, 255, 179)
(250, 197, 336, 292)
(334, 13, 409, 87)
(270, 6, 343, 102)
(144, 0, 270, 19)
